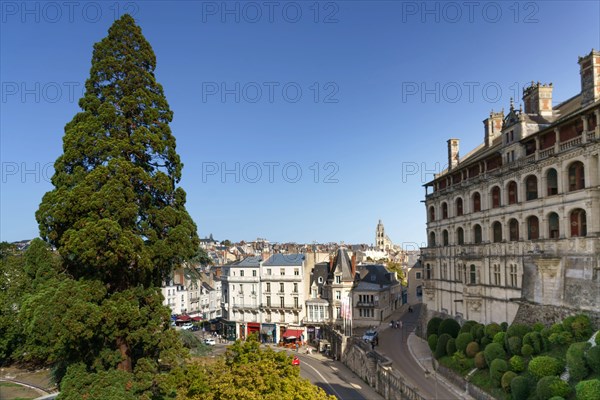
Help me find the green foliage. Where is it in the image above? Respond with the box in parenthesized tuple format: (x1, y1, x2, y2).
(480, 336, 491, 348)
(474, 351, 487, 369)
(427, 317, 443, 338)
(506, 323, 531, 340)
(58, 363, 139, 400)
(528, 356, 564, 380)
(536, 376, 572, 400)
(501, 371, 517, 392)
(460, 320, 477, 334)
(523, 331, 544, 354)
(510, 375, 530, 400)
(533, 322, 545, 332)
(493, 331, 506, 345)
(456, 332, 474, 353)
(435, 333, 452, 359)
(596, 333, 600, 346)
(446, 338, 456, 356)
(549, 331, 574, 346)
(521, 343, 534, 358)
(485, 323, 502, 338)
(489, 358, 508, 386)
(428, 334, 438, 352)
(471, 324, 485, 342)
(500, 322, 508, 332)
(466, 341, 480, 358)
(179, 330, 210, 357)
(568, 315, 593, 341)
(507, 336, 522, 356)
(483, 342, 506, 366)
(567, 342, 591, 382)
(585, 345, 600, 374)
(548, 397, 565, 400)
(438, 319, 461, 338)
(575, 379, 600, 400)
(509, 355, 525, 372)
(451, 351, 470, 371)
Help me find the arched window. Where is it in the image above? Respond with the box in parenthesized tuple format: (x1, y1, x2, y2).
(442, 230, 449, 246)
(568, 161, 585, 191)
(457, 227, 464, 245)
(570, 209, 587, 237)
(472, 192, 481, 212)
(492, 221, 503, 243)
(429, 206, 435, 222)
(548, 212, 560, 239)
(525, 175, 538, 200)
(469, 265, 477, 284)
(455, 198, 463, 216)
(473, 224, 482, 244)
(507, 181, 518, 204)
(527, 216, 539, 240)
(429, 232, 436, 247)
(491, 186, 501, 208)
(509, 219, 519, 241)
(442, 202, 448, 219)
(546, 168, 558, 196)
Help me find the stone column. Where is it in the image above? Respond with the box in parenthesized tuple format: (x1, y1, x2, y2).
(554, 128, 560, 153)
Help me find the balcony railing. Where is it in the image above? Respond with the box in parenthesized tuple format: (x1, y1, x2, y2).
(260, 303, 303, 311)
(559, 136, 582, 151)
(356, 301, 378, 307)
(261, 275, 302, 282)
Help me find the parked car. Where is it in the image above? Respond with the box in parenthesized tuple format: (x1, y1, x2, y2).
(362, 330, 378, 342)
(181, 323, 194, 330)
(204, 338, 216, 346)
(190, 325, 200, 332)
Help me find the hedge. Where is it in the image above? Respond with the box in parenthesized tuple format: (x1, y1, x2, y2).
(438, 319, 460, 338)
(585, 345, 600, 374)
(528, 356, 564, 380)
(466, 341, 479, 358)
(575, 379, 600, 400)
(474, 351, 486, 369)
(484, 342, 506, 366)
(434, 333, 451, 359)
(509, 355, 525, 372)
(510, 376, 530, 400)
(490, 358, 508, 386)
(427, 317, 443, 338)
(501, 371, 517, 393)
(567, 342, 591, 382)
(456, 332, 473, 353)
(536, 376, 572, 400)
(428, 334, 438, 352)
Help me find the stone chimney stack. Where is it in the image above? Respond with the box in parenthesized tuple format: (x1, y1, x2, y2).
(351, 253, 357, 279)
(447, 139, 459, 171)
(579, 49, 600, 107)
(522, 81, 553, 116)
(329, 254, 334, 274)
(483, 110, 504, 147)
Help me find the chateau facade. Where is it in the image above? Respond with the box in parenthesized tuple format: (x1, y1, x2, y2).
(422, 50, 600, 325)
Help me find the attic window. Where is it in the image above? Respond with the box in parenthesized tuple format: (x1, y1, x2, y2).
(335, 276, 341, 284)
(318, 277, 323, 283)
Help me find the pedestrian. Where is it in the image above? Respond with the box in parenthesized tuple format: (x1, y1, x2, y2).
(375, 336, 379, 346)
(389, 320, 394, 328)
(399, 320, 403, 330)
(295, 342, 299, 352)
(371, 340, 375, 350)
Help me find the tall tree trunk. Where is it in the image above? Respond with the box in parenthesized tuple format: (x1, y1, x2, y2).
(117, 336, 132, 372)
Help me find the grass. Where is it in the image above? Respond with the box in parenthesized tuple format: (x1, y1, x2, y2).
(469, 369, 510, 400)
(0, 381, 23, 387)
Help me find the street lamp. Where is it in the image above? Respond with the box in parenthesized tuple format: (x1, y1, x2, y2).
(424, 367, 438, 400)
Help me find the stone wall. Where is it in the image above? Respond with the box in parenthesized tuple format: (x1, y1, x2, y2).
(512, 301, 600, 330)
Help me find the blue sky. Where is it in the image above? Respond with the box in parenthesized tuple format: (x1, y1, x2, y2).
(1, 1, 599, 247)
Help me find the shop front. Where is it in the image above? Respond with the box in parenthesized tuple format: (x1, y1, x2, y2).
(247, 322, 260, 338)
(306, 325, 321, 343)
(260, 323, 276, 343)
(224, 321, 236, 341)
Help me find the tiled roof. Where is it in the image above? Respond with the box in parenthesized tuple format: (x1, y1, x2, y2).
(263, 253, 304, 266)
(231, 256, 262, 267)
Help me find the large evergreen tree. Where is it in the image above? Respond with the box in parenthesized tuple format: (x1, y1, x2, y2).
(35, 14, 198, 378)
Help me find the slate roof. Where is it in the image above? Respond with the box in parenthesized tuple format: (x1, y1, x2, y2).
(263, 253, 304, 266)
(358, 264, 398, 286)
(310, 262, 329, 288)
(329, 248, 355, 282)
(231, 256, 262, 267)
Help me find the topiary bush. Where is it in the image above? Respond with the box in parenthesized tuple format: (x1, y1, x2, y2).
(509, 355, 525, 372)
(480, 336, 491, 348)
(456, 332, 473, 353)
(507, 323, 531, 340)
(460, 320, 477, 334)
(484, 342, 506, 366)
(471, 324, 485, 342)
(596, 332, 600, 346)
(490, 358, 508, 386)
(446, 338, 456, 356)
(565, 314, 593, 341)
(474, 351, 487, 369)
(575, 379, 600, 400)
(493, 331, 506, 345)
(427, 317, 443, 338)
(438, 318, 460, 338)
(428, 334, 438, 352)
(508, 336, 522, 356)
(510, 376, 530, 400)
(466, 341, 479, 358)
(533, 322, 545, 332)
(501, 370, 517, 393)
(528, 356, 564, 380)
(586, 345, 600, 374)
(485, 322, 502, 338)
(567, 341, 591, 382)
(536, 376, 572, 400)
(434, 333, 451, 359)
(521, 344, 534, 358)
(523, 331, 543, 354)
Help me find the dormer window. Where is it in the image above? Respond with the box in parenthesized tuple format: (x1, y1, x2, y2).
(318, 277, 323, 284)
(335, 275, 341, 284)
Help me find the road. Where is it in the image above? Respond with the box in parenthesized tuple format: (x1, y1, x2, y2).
(377, 303, 460, 400)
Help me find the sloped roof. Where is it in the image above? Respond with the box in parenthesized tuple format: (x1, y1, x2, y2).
(330, 248, 354, 281)
(263, 253, 304, 266)
(232, 256, 262, 267)
(311, 262, 329, 287)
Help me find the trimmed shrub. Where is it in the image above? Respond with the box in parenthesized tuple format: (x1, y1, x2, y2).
(485, 323, 502, 338)
(438, 319, 460, 338)
(509, 355, 525, 372)
(500, 321, 508, 332)
(508, 336, 522, 356)
(575, 379, 600, 400)
(549, 331, 573, 346)
(480, 336, 491, 348)
(434, 333, 451, 359)
(460, 320, 477, 334)
(548, 397, 565, 400)
(567, 342, 591, 382)
(452, 350, 470, 371)
(471, 324, 485, 342)
(596, 333, 600, 346)
(533, 322, 545, 332)
(570, 314, 593, 341)
(484, 342, 506, 366)
(490, 358, 508, 386)
(585, 345, 600, 374)
(528, 356, 564, 380)
(474, 351, 486, 369)
(521, 344, 534, 358)
(466, 341, 479, 358)
(493, 331, 506, 345)
(501, 371, 517, 393)
(428, 334, 438, 352)
(510, 376, 530, 400)
(446, 338, 456, 356)
(507, 323, 531, 339)
(523, 331, 543, 354)
(536, 376, 571, 400)
(456, 332, 474, 353)
(427, 317, 443, 338)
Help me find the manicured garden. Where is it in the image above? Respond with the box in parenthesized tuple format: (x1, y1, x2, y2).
(426, 315, 600, 400)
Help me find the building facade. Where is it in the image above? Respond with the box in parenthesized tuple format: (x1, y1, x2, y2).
(352, 264, 402, 328)
(422, 50, 600, 325)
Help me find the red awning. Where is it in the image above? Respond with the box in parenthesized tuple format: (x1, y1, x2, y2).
(176, 315, 191, 321)
(282, 329, 303, 339)
(191, 316, 202, 321)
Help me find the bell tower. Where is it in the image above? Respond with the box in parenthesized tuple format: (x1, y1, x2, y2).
(376, 220, 385, 251)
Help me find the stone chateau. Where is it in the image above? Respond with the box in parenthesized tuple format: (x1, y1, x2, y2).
(422, 50, 600, 326)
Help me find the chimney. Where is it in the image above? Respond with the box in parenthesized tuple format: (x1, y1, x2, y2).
(329, 255, 334, 274)
(261, 250, 270, 262)
(579, 49, 600, 107)
(447, 139, 459, 171)
(351, 253, 357, 279)
(522, 81, 553, 116)
(483, 110, 504, 147)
